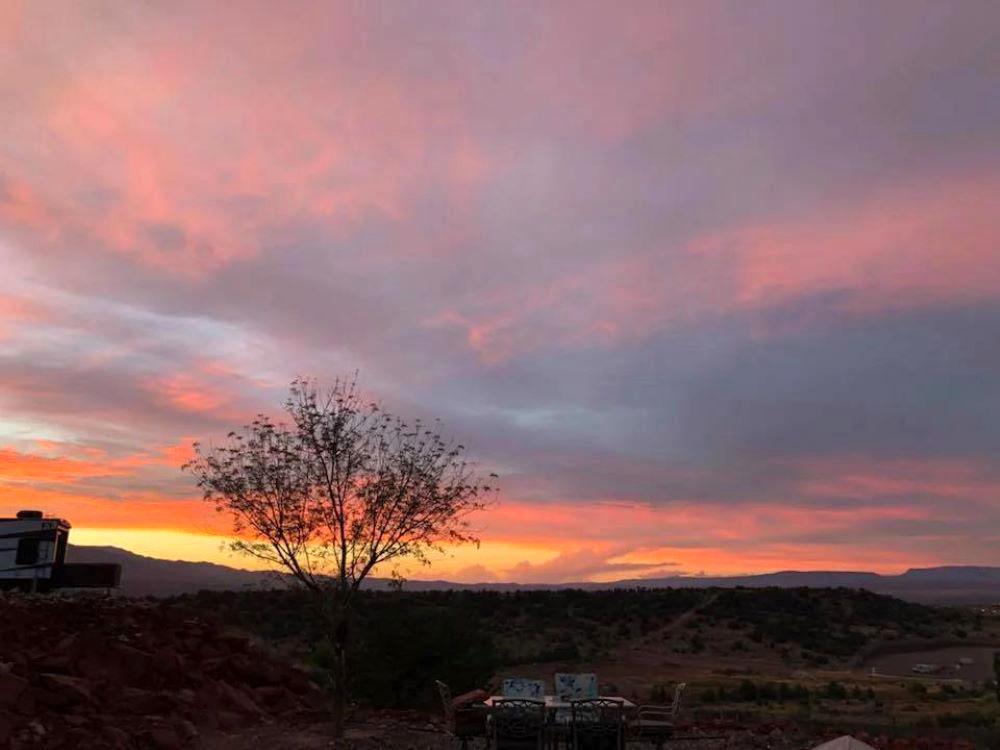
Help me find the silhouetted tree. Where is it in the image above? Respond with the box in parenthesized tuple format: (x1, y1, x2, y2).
(184, 376, 497, 734)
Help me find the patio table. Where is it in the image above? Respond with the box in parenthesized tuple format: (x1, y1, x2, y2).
(485, 695, 636, 711)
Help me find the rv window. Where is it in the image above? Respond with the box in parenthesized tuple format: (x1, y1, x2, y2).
(15, 538, 40, 565)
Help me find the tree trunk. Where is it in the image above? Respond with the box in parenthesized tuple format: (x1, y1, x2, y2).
(331, 604, 351, 737)
(994, 653, 1000, 703)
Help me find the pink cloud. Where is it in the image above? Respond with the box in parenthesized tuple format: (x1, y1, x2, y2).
(1, 4, 501, 280)
(700, 172, 1000, 317)
(143, 373, 237, 417)
(431, 168, 999, 363)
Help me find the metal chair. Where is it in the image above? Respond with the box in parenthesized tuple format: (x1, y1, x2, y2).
(502, 677, 546, 699)
(570, 698, 625, 750)
(436, 679, 489, 749)
(437, 680, 456, 724)
(491, 698, 546, 750)
(554, 673, 598, 701)
(629, 683, 686, 750)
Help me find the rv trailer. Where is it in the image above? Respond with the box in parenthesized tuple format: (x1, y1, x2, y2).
(0, 510, 121, 592)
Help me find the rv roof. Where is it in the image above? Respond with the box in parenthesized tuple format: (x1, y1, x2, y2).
(0, 515, 71, 528)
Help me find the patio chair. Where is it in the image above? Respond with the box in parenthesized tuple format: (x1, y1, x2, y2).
(554, 673, 598, 702)
(436, 679, 490, 749)
(491, 698, 546, 750)
(628, 683, 686, 750)
(502, 677, 546, 699)
(570, 698, 625, 750)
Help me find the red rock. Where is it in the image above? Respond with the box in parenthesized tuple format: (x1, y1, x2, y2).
(217, 679, 262, 715)
(153, 647, 186, 678)
(285, 669, 312, 694)
(253, 684, 301, 713)
(14, 687, 36, 716)
(117, 686, 178, 715)
(200, 656, 228, 676)
(146, 724, 184, 750)
(215, 710, 244, 730)
(36, 673, 94, 708)
(0, 713, 13, 745)
(109, 643, 155, 682)
(217, 633, 250, 653)
(100, 725, 132, 749)
(34, 654, 73, 674)
(0, 596, 330, 745)
(0, 674, 27, 707)
(174, 717, 199, 742)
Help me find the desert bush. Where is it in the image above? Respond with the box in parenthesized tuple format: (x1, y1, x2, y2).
(343, 596, 498, 708)
(824, 681, 848, 700)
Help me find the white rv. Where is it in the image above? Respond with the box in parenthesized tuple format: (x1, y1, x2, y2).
(0, 510, 120, 592)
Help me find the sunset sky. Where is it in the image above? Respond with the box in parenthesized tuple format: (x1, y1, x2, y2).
(1, 1, 998, 582)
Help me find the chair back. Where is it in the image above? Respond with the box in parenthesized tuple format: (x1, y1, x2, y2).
(502, 677, 545, 699)
(435, 679, 454, 723)
(555, 673, 598, 701)
(491, 698, 546, 750)
(670, 682, 686, 716)
(571, 698, 624, 750)
(633, 682, 685, 742)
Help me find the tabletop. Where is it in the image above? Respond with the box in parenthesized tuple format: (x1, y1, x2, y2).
(485, 695, 637, 710)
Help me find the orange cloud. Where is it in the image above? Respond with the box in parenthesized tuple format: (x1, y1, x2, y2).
(0, 439, 198, 485)
(0, 486, 227, 537)
(0, 448, 118, 482)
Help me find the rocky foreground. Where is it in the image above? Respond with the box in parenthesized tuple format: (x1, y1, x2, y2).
(0, 594, 990, 749)
(0, 593, 328, 749)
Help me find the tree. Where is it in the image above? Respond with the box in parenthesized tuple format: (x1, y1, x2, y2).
(183, 376, 497, 734)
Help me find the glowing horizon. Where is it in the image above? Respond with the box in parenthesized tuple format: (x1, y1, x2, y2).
(68, 525, 929, 582)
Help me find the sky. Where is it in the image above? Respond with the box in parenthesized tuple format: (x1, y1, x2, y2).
(1, 0, 999, 583)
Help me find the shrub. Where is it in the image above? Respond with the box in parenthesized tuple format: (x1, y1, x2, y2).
(738, 679, 758, 702)
(824, 681, 848, 700)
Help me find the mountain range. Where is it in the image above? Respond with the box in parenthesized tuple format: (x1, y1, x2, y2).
(67, 545, 1000, 604)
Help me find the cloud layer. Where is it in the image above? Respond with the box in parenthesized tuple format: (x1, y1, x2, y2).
(1, 0, 998, 580)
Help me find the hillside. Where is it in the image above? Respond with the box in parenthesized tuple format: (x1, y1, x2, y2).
(66, 545, 285, 597)
(175, 584, 1000, 740)
(69, 545, 1000, 604)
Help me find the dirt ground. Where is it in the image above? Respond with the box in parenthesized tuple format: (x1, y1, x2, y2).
(865, 646, 999, 682)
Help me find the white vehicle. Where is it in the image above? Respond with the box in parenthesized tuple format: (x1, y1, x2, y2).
(0, 510, 120, 592)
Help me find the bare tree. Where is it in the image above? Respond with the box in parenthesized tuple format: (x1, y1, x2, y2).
(183, 377, 497, 734)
